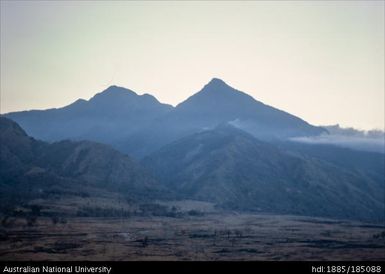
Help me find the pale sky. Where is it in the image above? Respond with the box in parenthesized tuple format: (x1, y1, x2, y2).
(1, 1, 384, 130)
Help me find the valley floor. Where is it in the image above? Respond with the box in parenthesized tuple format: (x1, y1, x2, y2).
(0, 213, 384, 261)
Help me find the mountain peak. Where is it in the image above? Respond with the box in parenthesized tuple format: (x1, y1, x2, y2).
(177, 78, 252, 107)
(101, 85, 136, 95)
(198, 78, 250, 99)
(0, 116, 28, 138)
(90, 85, 137, 102)
(208, 77, 226, 84)
(204, 78, 230, 90)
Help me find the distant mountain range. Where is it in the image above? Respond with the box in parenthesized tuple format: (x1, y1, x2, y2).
(4, 85, 172, 153)
(1, 79, 384, 222)
(5, 78, 326, 158)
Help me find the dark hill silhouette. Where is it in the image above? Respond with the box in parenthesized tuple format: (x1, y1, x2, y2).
(0, 116, 166, 213)
(143, 124, 384, 222)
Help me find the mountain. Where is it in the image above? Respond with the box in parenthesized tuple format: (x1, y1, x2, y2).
(273, 140, 385, 198)
(174, 78, 325, 138)
(5, 79, 326, 158)
(0, 116, 46, 179)
(5, 85, 173, 145)
(0, 116, 165, 214)
(1, 108, 384, 222)
(118, 78, 327, 157)
(143, 124, 384, 222)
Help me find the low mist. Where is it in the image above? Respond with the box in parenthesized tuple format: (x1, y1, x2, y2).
(291, 125, 385, 153)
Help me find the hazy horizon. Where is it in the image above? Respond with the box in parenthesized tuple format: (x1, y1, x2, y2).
(1, 1, 384, 130)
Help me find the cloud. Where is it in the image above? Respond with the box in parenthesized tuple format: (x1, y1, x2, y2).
(291, 125, 384, 153)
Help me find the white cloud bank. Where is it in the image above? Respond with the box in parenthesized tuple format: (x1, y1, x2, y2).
(291, 125, 385, 154)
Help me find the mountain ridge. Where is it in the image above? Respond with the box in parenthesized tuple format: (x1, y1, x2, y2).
(5, 79, 326, 158)
(1, 113, 384, 222)
(143, 124, 384, 222)
(115, 78, 327, 157)
(5, 85, 173, 148)
(0, 116, 167, 209)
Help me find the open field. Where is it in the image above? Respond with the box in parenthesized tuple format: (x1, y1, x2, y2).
(1, 213, 384, 261)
